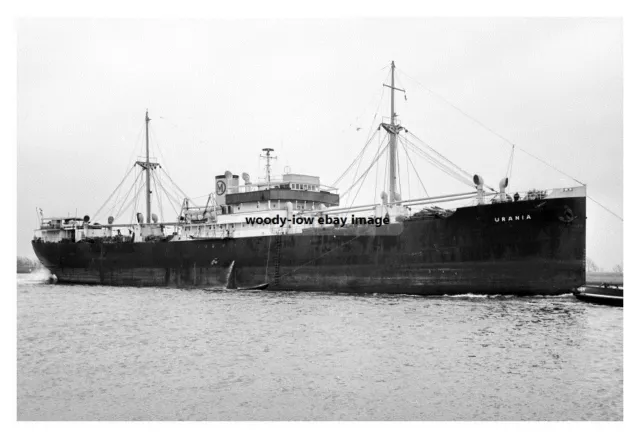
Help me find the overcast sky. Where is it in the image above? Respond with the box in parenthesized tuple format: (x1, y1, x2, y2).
(16, 18, 622, 269)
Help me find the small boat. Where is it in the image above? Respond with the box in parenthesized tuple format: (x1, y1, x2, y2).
(574, 283, 623, 307)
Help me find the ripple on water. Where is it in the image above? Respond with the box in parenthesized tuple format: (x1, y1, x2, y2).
(17, 273, 623, 420)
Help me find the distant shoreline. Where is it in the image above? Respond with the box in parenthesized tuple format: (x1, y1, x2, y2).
(586, 272, 623, 285)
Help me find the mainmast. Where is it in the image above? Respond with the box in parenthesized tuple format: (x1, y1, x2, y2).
(382, 60, 405, 204)
(145, 110, 151, 223)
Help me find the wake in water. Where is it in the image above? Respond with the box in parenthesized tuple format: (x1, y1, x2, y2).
(17, 269, 53, 284)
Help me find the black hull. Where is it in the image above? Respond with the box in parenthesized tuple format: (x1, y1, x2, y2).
(32, 196, 586, 295)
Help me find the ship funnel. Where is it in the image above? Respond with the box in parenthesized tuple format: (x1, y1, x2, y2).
(151, 213, 158, 224)
(107, 216, 114, 225)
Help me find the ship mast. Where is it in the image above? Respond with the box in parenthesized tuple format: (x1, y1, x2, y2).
(135, 110, 158, 223)
(145, 110, 151, 223)
(261, 148, 276, 188)
(382, 61, 405, 203)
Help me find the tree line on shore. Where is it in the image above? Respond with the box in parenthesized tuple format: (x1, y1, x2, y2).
(586, 258, 622, 273)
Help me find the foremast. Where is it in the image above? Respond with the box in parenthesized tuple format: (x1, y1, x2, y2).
(136, 110, 159, 223)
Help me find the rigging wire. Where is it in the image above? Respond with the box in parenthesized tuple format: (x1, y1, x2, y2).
(342, 142, 390, 198)
(149, 123, 184, 220)
(332, 89, 388, 188)
(373, 130, 381, 204)
(159, 167, 191, 202)
(509, 149, 515, 184)
(396, 68, 516, 145)
(100, 123, 147, 221)
(345, 68, 389, 134)
(399, 135, 430, 197)
(405, 139, 411, 200)
(348, 131, 387, 209)
(113, 171, 144, 222)
(332, 130, 378, 188)
(150, 124, 169, 168)
(130, 169, 144, 224)
(397, 67, 587, 190)
(92, 164, 136, 220)
(334, 74, 390, 200)
(516, 147, 585, 186)
(396, 140, 402, 199)
(364, 75, 388, 137)
(111, 169, 144, 221)
(405, 132, 475, 181)
(399, 68, 623, 221)
(403, 133, 498, 191)
(156, 171, 179, 221)
(161, 177, 186, 206)
(155, 175, 183, 210)
(117, 122, 145, 183)
(118, 183, 145, 224)
(346, 139, 367, 206)
(588, 197, 623, 222)
(402, 137, 475, 189)
(382, 139, 389, 198)
(506, 145, 515, 187)
(155, 174, 183, 214)
(152, 172, 163, 223)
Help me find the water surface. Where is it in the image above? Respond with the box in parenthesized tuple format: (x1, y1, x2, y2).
(17, 273, 623, 420)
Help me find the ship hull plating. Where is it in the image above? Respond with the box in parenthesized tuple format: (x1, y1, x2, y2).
(32, 196, 586, 295)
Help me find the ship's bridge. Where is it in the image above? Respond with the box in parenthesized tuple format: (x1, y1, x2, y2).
(215, 171, 339, 214)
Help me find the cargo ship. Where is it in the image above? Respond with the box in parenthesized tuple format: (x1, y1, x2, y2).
(32, 62, 586, 294)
